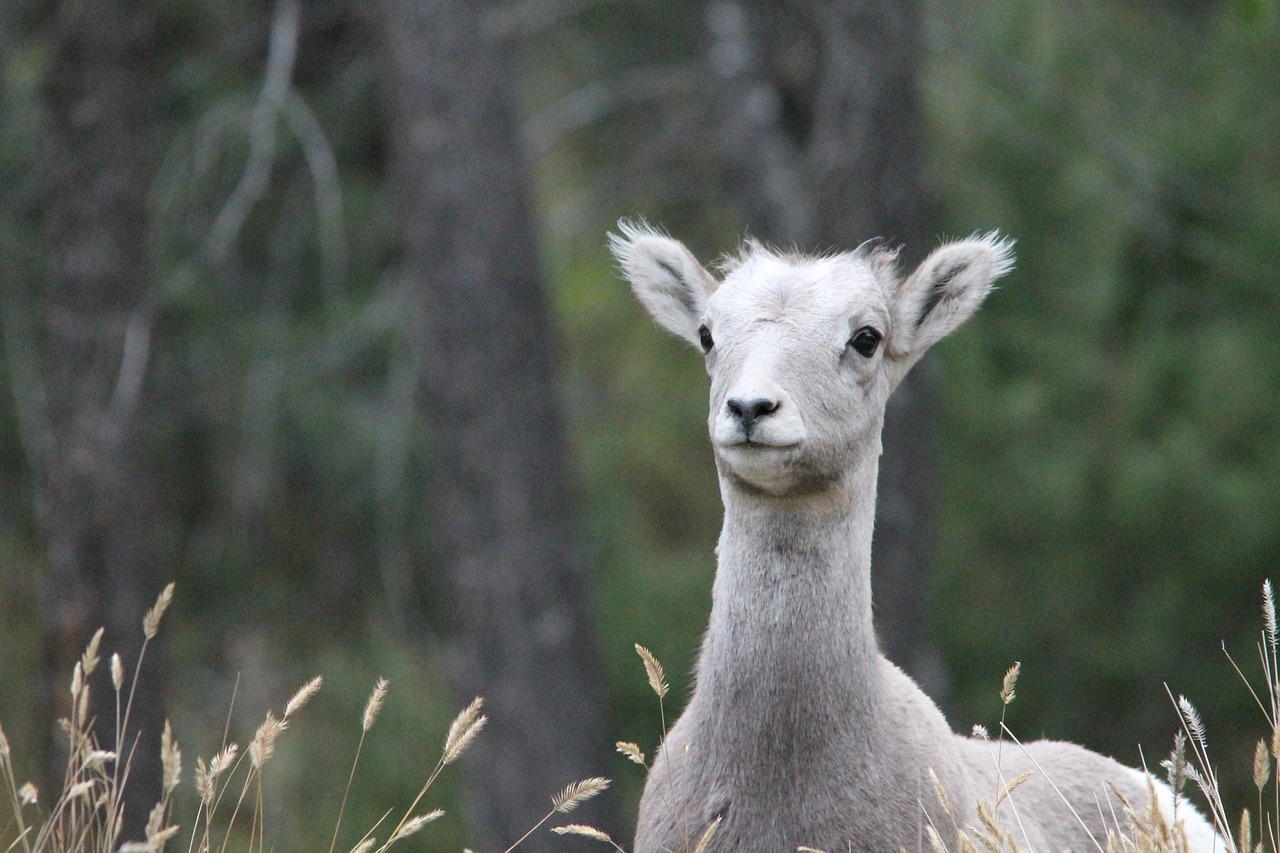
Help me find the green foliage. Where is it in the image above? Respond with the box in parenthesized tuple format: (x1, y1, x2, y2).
(924, 0, 1280, 805)
(545, 238, 719, 809)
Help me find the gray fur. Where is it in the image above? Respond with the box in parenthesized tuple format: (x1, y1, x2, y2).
(613, 223, 1219, 853)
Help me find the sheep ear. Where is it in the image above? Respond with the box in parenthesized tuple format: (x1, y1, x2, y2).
(890, 232, 1014, 361)
(610, 219, 718, 347)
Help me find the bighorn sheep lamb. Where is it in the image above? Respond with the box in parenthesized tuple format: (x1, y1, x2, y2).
(611, 221, 1220, 853)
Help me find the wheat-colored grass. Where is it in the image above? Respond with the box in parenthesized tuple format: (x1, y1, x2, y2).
(12, 580, 1280, 853)
(441, 697, 486, 766)
(553, 823, 619, 845)
(553, 777, 611, 814)
(615, 741, 646, 765)
(0, 587, 617, 853)
(634, 645, 668, 700)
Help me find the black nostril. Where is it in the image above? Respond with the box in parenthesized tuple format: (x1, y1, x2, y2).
(726, 397, 779, 433)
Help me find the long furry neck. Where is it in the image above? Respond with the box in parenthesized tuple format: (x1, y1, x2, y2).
(693, 452, 883, 755)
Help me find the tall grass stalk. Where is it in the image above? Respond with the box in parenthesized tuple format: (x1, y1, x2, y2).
(633, 645, 693, 853)
(21, 581, 1280, 853)
(0, 585, 616, 853)
(327, 677, 386, 853)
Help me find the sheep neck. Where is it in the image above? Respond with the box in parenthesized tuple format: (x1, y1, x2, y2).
(694, 449, 883, 757)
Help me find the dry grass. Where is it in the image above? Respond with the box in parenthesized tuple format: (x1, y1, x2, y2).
(0, 584, 177, 853)
(5, 581, 1277, 853)
(0, 584, 610, 853)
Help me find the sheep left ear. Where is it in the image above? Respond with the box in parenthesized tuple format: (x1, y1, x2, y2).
(889, 232, 1014, 363)
(610, 219, 719, 347)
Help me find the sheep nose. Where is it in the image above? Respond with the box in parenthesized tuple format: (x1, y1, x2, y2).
(726, 396, 779, 435)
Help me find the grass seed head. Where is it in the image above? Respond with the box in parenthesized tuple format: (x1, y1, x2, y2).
(1000, 661, 1021, 705)
(146, 801, 165, 840)
(209, 743, 238, 779)
(977, 798, 1001, 837)
(77, 681, 90, 728)
(928, 768, 954, 818)
(1239, 808, 1252, 853)
(285, 675, 324, 719)
(195, 757, 214, 805)
(1265, 579, 1277, 650)
(1163, 732, 1188, 793)
(143, 582, 175, 640)
(552, 825, 614, 844)
(120, 822, 180, 853)
(162, 720, 181, 794)
(997, 770, 1034, 807)
(1177, 695, 1207, 750)
(111, 653, 124, 692)
(443, 697, 486, 765)
(349, 840, 376, 853)
(1253, 739, 1270, 791)
(250, 710, 285, 769)
(1182, 761, 1207, 790)
(635, 644, 668, 699)
(552, 777, 610, 813)
(82, 627, 104, 676)
(390, 810, 444, 843)
(691, 815, 721, 853)
(84, 750, 116, 769)
(362, 677, 389, 732)
(615, 741, 646, 765)
(151, 824, 181, 850)
(71, 661, 83, 701)
(67, 780, 95, 800)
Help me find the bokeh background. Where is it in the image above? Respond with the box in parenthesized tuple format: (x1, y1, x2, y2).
(0, 0, 1277, 850)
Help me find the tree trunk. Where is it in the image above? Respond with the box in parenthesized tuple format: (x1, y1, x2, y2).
(376, 1, 613, 849)
(704, 0, 947, 699)
(38, 0, 165, 837)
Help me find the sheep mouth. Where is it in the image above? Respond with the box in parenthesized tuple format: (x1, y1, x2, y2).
(715, 439, 805, 470)
(721, 437, 800, 451)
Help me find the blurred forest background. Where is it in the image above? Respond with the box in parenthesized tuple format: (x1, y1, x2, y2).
(0, 0, 1277, 850)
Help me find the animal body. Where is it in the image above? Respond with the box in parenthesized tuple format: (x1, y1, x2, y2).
(610, 222, 1221, 853)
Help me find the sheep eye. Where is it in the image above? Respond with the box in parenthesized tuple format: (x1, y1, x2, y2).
(698, 324, 714, 353)
(848, 326, 881, 358)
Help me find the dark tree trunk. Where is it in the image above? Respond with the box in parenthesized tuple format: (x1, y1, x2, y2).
(704, 0, 947, 699)
(38, 0, 165, 837)
(376, 1, 613, 849)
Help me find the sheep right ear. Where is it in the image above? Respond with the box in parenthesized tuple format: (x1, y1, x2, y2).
(889, 232, 1014, 364)
(609, 220, 718, 347)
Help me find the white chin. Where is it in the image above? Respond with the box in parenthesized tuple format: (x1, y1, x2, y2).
(715, 442, 800, 489)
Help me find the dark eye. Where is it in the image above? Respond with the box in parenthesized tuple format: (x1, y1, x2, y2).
(698, 324, 714, 353)
(848, 326, 882, 358)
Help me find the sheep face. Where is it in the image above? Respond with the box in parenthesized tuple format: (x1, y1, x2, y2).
(611, 222, 1014, 498)
(700, 249, 892, 496)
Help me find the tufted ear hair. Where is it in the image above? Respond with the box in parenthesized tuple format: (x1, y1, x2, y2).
(609, 219, 719, 347)
(888, 232, 1014, 365)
